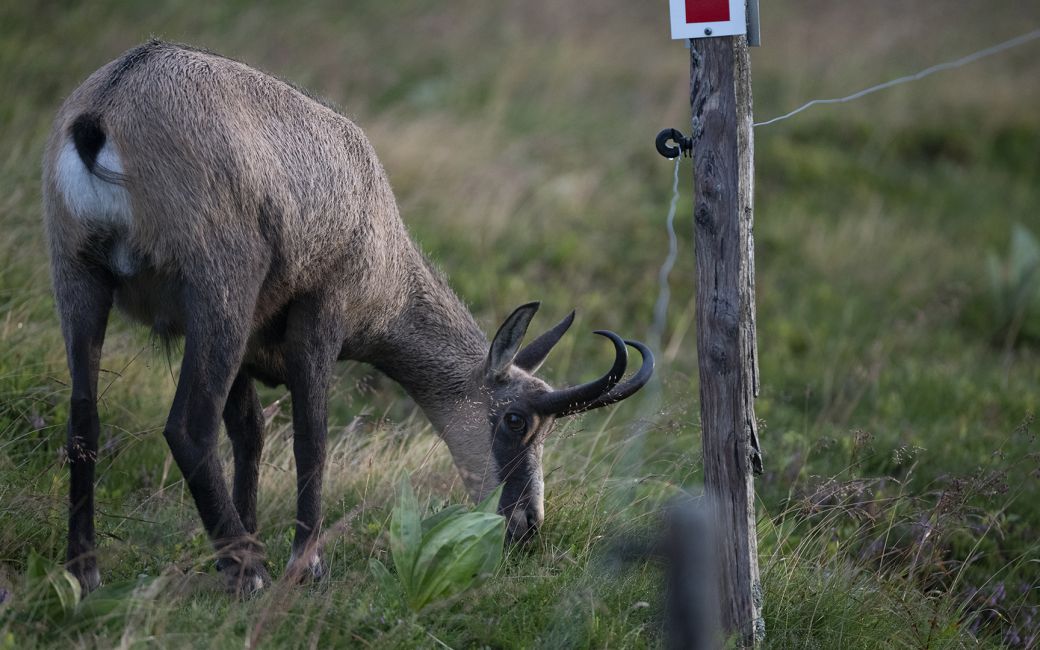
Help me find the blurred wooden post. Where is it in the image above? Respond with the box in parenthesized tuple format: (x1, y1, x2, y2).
(689, 34, 765, 646)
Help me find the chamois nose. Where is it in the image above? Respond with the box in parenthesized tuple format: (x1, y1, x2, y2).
(506, 507, 542, 543)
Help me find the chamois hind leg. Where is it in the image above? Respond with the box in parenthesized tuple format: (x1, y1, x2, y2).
(223, 371, 264, 535)
(163, 278, 268, 595)
(54, 258, 113, 594)
(284, 297, 341, 581)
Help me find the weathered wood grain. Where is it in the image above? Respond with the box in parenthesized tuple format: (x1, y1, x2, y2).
(690, 34, 764, 646)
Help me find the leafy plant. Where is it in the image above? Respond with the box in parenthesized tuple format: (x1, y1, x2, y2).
(5, 553, 167, 629)
(19, 551, 81, 623)
(370, 475, 505, 612)
(987, 223, 1040, 346)
(75, 576, 163, 625)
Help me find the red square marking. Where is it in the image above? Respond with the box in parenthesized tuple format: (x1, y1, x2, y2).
(685, 0, 730, 23)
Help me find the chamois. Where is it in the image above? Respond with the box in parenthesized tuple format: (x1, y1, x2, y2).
(43, 40, 653, 594)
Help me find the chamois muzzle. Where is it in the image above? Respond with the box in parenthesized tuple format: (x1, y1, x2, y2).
(533, 331, 655, 417)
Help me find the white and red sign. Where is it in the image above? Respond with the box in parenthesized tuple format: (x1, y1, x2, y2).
(670, 0, 747, 40)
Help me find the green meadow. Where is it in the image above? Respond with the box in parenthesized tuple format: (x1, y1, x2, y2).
(1, 1, 1038, 647)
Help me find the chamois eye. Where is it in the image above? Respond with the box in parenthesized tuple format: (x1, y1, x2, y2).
(504, 413, 527, 433)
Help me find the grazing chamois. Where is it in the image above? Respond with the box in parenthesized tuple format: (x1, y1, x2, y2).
(43, 40, 653, 594)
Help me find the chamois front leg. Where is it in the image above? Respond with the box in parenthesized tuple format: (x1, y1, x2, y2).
(55, 261, 113, 594)
(284, 300, 340, 581)
(163, 283, 268, 595)
(223, 372, 264, 535)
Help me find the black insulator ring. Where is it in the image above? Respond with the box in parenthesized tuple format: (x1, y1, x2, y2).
(655, 128, 692, 159)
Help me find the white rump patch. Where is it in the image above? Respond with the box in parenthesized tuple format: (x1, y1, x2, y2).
(56, 140, 132, 227)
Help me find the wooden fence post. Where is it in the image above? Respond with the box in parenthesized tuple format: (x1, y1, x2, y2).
(689, 33, 765, 646)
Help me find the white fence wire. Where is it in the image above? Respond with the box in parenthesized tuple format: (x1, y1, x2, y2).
(754, 28, 1040, 128)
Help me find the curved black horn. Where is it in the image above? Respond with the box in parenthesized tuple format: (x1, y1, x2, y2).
(533, 330, 628, 416)
(564, 339, 654, 415)
(514, 310, 575, 373)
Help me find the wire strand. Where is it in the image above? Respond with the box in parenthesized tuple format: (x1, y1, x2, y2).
(755, 28, 1040, 128)
(649, 155, 682, 351)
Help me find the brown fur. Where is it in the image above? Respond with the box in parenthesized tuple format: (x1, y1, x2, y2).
(43, 41, 647, 593)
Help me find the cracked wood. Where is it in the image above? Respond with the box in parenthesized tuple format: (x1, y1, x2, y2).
(690, 34, 764, 646)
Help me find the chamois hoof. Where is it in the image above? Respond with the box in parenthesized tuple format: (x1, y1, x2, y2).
(216, 558, 270, 597)
(68, 563, 101, 595)
(286, 549, 326, 583)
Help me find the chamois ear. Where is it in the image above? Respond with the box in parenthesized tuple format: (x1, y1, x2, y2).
(514, 310, 575, 374)
(487, 302, 540, 379)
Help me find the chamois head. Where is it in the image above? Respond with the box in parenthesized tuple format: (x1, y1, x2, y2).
(443, 302, 653, 542)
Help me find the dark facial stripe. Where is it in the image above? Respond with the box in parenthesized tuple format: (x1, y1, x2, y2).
(491, 422, 536, 513)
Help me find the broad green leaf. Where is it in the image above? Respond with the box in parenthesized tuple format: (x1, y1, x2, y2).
(368, 557, 403, 609)
(987, 224, 1040, 343)
(23, 551, 81, 622)
(52, 568, 82, 616)
(75, 578, 141, 622)
(26, 551, 47, 584)
(407, 539, 457, 610)
(987, 253, 1004, 305)
(383, 480, 506, 611)
(449, 519, 504, 585)
(389, 473, 422, 591)
(1010, 223, 1040, 286)
(410, 511, 505, 609)
(475, 484, 504, 515)
(368, 557, 394, 586)
(476, 524, 506, 578)
(414, 523, 503, 607)
(421, 504, 467, 536)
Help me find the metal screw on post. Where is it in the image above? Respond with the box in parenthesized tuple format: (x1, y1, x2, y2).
(704, 28, 712, 36)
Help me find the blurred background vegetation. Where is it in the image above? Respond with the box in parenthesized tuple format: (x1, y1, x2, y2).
(1, 0, 1038, 647)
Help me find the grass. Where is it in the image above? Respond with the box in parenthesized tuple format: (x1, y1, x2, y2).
(2, 0, 1040, 647)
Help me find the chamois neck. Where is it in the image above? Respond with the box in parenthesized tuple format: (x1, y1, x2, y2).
(367, 257, 488, 431)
